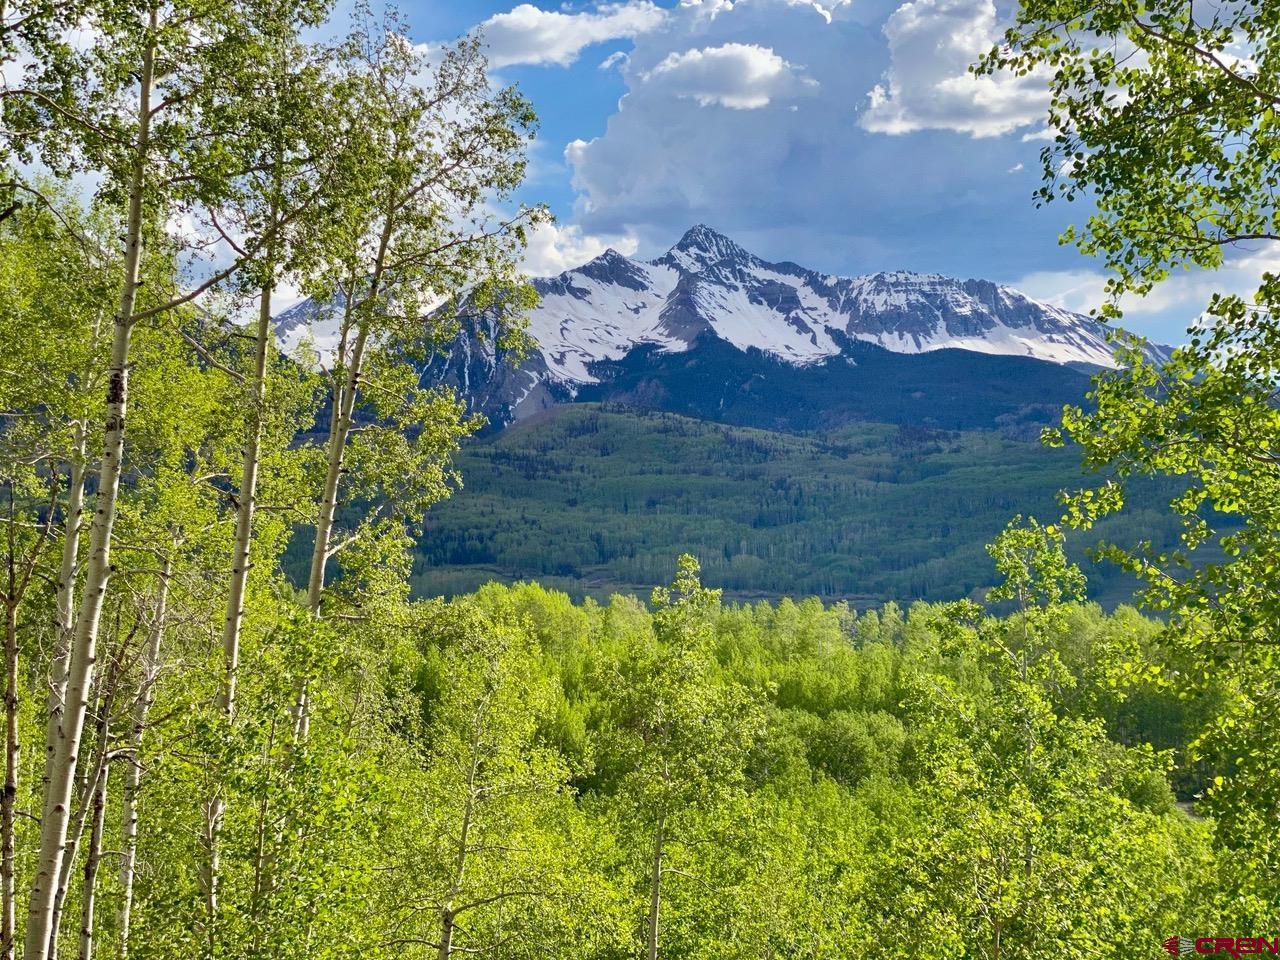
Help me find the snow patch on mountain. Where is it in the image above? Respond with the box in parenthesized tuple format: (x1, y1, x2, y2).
(525, 251, 683, 383)
(274, 296, 345, 362)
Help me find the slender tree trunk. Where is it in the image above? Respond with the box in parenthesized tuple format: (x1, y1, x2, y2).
(305, 321, 369, 610)
(438, 705, 482, 960)
(247, 717, 279, 958)
(304, 319, 371, 614)
(2, 480, 55, 960)
(437, 911, 455, 960)
(293, 320, 371, 740)
(646, 817, 664, 960)
(221, 277, 272, 724)
(117, 556, 170, 960)
(293, 221, 393, 743)
(49, 647, 120, 960)
(77, 753, 108, 960)
(200, 803, 219, 957)
(24, 24, 156, 957)
(47, 747, 100, 960)
(2, 477, 52, 960)
(203, 275, 275, 936)
(41, 421, 87, 814)
(2, 601, 17, 960)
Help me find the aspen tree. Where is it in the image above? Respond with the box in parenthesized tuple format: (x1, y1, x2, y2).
(198, 1, 339, 929)
(382, 597, 608, 959)
(116, 553, 169, 960)
(988, 0, 1280, 906)
(0, 470, 54, 960)
(610, 557, 760, 960)
(23, 27, 155, 948)
(45, 616, 128, 960)
(75, 749, 107, 960)
(0, 199, 111, 960)
(7, 5, 292, 953)
(291, 12, 545, 736)
(210, 0, 340, 726)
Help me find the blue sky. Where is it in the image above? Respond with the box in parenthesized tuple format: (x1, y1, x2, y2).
(380, 0, 1269, 344)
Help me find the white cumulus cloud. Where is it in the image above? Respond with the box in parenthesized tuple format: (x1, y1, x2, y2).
(1014, 245, 1280, 343)
(564, 0, 982, 263)
(521, 221, 640, 276)
(642, 42, 815, 109)
(480, 2, 666, 68)
(861, 0, 1049, 138)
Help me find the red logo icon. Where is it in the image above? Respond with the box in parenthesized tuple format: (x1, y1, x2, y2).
(1164, 938, 1280, 957)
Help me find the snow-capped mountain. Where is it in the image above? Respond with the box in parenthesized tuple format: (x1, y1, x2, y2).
(277, 224, 1162, 431)
(514, 224, 1133, 381)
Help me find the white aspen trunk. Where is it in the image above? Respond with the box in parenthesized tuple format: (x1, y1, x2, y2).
(222, 279, 272, 724)
(321, 284, 354, 473)
(200, 805, 219, 957)
(304, 276, 365, 620)
(1, 474, 51, 960)
(203, 276, 274, 933)
(436, 911, 455, 960)
(24, 21, 156, 960)
(117, 556, 170, 960)
(646, 818, 664, 960)
(77, 754, 108, 960)
(2, 600, 17, 960)
(47, 733, 104, 960)
(247, 717, 279, 958)
(292, 220, 393, 743)
(305, 323, 370, 614)
(49, 645, 121, 960)
(292, 321, 371, 741)
(33, 423, 90, 960)
(41, 422, 87, 809)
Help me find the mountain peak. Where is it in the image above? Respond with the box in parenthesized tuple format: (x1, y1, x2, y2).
(576, 246, 651, 291)
(661, 223, 750, 271)
(677, 222, 730, 244)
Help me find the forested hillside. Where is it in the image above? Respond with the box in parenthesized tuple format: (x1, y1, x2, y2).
(403, 404, 1200, 605)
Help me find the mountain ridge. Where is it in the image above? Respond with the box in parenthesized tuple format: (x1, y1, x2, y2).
(514, 224, 1143, 382)
(275, 224, 1166, 430)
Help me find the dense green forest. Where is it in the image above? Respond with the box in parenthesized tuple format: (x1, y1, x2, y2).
(399, 404, 1210, 606)
(2, 0, 1279, 958)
